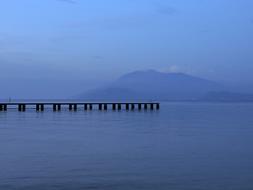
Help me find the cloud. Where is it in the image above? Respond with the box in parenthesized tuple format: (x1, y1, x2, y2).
(163, 65, 182, 73)
(159, 65, 195, 74)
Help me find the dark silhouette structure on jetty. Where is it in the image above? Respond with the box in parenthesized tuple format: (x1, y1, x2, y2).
(0, 102, 160, 112)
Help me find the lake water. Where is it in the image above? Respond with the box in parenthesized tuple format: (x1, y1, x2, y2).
(0, 102, 253, 190)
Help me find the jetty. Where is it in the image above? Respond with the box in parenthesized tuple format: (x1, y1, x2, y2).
(0, 102, 160, 112)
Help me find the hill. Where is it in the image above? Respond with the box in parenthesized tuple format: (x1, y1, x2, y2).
(80, 70, 224, 101)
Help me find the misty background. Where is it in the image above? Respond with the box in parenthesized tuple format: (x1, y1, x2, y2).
(0, 0, 253, 99)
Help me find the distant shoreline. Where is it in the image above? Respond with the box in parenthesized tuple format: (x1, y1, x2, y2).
(1, 99, 253, 103)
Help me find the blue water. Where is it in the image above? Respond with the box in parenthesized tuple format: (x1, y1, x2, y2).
(1, 102, 253, 190)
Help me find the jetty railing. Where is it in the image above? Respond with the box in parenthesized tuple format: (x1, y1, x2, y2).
(0, 102, 160, 112)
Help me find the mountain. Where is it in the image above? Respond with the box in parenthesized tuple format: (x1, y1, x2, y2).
(80, 70, 224, 101)
(201, 91, 253, 102)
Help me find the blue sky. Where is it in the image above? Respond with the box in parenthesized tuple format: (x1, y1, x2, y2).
(0, 0, 253, 98)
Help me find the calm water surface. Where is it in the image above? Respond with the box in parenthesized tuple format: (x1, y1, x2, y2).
(0, 102, 253, 190)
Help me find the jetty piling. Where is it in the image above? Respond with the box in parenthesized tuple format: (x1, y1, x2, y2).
(138, 103, 142, 110)
(156, 103, 160, 110)
(18, 104, 26, 112)
(69, 104, 73, 111)
(36, 104, 44, 112)
(4, 104, 7, 111)
(117, 104, 122, 110)
(99, 104, 102, 110)
(52, 104, 61, 112)
(36, 104, 40, 111)
(73, 104, 77, 111)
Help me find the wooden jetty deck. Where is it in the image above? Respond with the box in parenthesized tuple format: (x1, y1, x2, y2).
(0, 102, 160, 112)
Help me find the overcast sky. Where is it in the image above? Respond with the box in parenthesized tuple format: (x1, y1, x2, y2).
(0, 0, 253, 98)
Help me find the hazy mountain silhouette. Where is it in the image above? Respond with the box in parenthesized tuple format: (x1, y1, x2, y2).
(80, 70, 225, 101)
(201, 91, 253, 102)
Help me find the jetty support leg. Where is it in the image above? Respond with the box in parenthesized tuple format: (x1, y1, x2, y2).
(36, 104, 40, 111)
(18, 104, 25, 112)
(22, 104, 26, 112)
(53, 104, 57, 111)
(73, 104, 77, 111)
(99, 104, 102, 110)
(57, 104, 61, 111)
(36, 104, 44, 112)
(131, 104, 135, 110)
(156, 103, 160, 110)
(138, 104, 142, 110)
(150, 103, 154, 110)
(3, 104, 7, 111)
(41, 104, 44, 112)
(18, 104, 22, 112)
